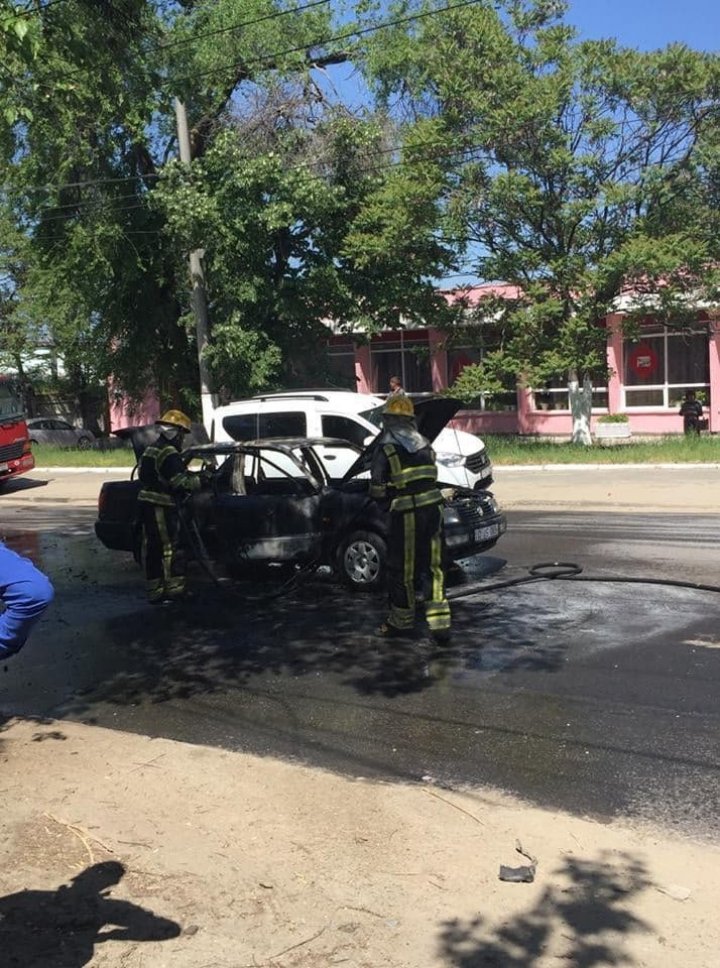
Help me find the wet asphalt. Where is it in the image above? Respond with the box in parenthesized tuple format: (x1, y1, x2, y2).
(1, 500, 719, 840)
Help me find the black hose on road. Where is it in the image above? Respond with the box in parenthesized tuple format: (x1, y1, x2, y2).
(447, 561, 720, 601)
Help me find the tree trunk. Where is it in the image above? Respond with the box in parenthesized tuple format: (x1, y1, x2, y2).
(568, 371, 592, 445)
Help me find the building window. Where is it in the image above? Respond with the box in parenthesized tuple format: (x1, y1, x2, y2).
(623, 328, 709, 409)
(370, 332, 432, 393)
(532, 373, 608, 412)
(327, 340, 357, 389)
(448, 344, 518, 411)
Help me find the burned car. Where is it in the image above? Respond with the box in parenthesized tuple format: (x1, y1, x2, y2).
(95, 401, 506, 591)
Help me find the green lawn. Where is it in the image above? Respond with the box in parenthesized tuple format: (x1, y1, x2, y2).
(31, 444, 136, 467)
(29, 434, 720, 468)
(484, 433, 720, 465)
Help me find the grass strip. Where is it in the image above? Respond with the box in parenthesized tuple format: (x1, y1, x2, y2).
(29, 434, 720, 468)
(31, 445, 136, 468)
(485, 434, 720, 465)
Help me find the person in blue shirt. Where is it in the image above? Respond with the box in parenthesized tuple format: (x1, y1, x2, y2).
(0, 542, 54, 660)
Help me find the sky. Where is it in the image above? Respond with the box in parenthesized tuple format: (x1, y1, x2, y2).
(569, 0, 720, 52)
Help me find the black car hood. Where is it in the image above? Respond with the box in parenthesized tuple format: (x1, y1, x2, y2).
(113, 422, 209, 462)
(342, 396, 463, 481)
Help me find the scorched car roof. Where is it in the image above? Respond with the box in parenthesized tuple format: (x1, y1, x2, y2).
(186, 436, 361, 457)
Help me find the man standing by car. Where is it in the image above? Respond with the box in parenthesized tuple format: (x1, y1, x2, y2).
(137, 410, 205, 604)
(369, 395, 451, 642)
(0, 541, 54, 661)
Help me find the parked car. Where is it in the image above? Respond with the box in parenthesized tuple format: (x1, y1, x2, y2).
(96, 403, 506, 591)
(211, 391, 494, 490)
(27, 417, 95, 449)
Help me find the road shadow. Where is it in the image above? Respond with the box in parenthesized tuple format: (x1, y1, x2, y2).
(0, 861, 180, 967)
(438, 851, 652, 967)
(0, 476, 49, 494)
(47, 564, 565, 715)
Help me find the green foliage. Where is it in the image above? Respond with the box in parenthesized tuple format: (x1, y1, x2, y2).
(597, 413, 629, 423)
(364, 4, 720, 398)
(2, 0, 719, 425)
(155, 103, 456, 397)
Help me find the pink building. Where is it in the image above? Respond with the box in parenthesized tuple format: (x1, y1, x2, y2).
(328, 285, 720, 436)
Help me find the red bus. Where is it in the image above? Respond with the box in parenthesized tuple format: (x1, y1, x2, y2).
(0, 376, 34, 485)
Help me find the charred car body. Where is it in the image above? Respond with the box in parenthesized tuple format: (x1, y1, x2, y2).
(95, 399, 506, 591)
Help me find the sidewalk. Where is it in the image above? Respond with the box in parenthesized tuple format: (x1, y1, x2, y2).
(2, 466, 719, 965)
(1, 717, 718, 968)
(3, 464, 718, 513)
(494, 464, 720, 513)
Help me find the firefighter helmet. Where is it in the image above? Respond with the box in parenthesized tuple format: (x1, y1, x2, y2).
(157, 409, 192, 433)
(384, 394, 414, 417)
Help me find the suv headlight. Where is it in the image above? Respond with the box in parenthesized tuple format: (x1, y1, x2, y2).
(436, 453, 465, 468)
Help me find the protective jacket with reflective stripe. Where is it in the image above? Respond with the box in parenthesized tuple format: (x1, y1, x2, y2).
(370, 441, 442, 512)
(138, 439, 200, 507)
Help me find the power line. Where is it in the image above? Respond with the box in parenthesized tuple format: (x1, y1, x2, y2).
(159, 0, 331, 53)
(0, 172, 158, 198)
(172, 0, 485, 86)
(38, 0, 333, 86)
(0, 0, 69, 24)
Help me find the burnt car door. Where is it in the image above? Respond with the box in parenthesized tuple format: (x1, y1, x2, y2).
(208, 447, 325, 567)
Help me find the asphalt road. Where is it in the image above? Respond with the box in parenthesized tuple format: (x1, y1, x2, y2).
(2, 468, 719, 839)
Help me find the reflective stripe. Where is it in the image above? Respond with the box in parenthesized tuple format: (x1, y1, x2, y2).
(146, 578, 164, 603)
(426, 510, 450, 630)
(169, 470, 199, 491)
(369, 483, 387, 499)
(383, 443, 437, 493)
(138, 489, 174, 506)
(155, 506, 174, 587)
(391, 489, 442, 512)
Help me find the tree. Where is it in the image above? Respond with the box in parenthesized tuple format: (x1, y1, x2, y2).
(0, 0, 459, 415)
(364, 1, 720, 442)
(155, 92, 457, 397)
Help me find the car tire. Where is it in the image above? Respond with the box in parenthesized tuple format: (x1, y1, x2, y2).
(336, 530, 387, 592)
(77, 436, 92, 450)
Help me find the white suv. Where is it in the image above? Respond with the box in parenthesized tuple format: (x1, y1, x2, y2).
(211, 390, 493, 490)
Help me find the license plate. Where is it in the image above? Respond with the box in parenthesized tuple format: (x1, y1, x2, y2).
(474, 524, 499, 542)
(0, 462, 8, 472)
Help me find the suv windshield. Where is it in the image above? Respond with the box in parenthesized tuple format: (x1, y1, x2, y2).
(359, 406, 383, 431)
(0, 382, 24, 423)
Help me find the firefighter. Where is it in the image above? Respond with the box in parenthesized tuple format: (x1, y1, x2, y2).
(369, 394, 451, 642)
(137, 410, 205, 604)
(0, 542, 54, 660)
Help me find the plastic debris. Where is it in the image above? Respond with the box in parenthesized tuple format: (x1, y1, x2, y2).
(499, 840, 538, 884)
(499, 864, 535, 883)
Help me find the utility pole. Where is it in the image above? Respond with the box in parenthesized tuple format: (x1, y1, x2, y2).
(174, 97, 215, 434)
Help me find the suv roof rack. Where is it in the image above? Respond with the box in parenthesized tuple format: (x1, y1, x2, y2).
(251, 392, 333, 402)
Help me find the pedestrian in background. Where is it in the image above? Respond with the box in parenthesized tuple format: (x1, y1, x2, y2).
(679, 390, 704, 434)
(0, 542, 54, 661)
(389, 375, 405, 396)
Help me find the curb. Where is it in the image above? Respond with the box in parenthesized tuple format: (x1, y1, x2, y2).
(32, 467, 133, 474)
(34, 462, 720, 474)
(495, 463, 720, 472)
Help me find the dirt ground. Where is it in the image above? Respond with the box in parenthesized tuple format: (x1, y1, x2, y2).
(1, 717, 718, 968)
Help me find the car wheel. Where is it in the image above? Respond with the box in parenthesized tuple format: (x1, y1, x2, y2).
(336, 530, 387, 592)
(77, 436, 92, 450)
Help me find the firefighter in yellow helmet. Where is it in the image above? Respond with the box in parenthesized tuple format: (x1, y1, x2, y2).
(137, 410, 205, 604)
(369, 395, 451, 642)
